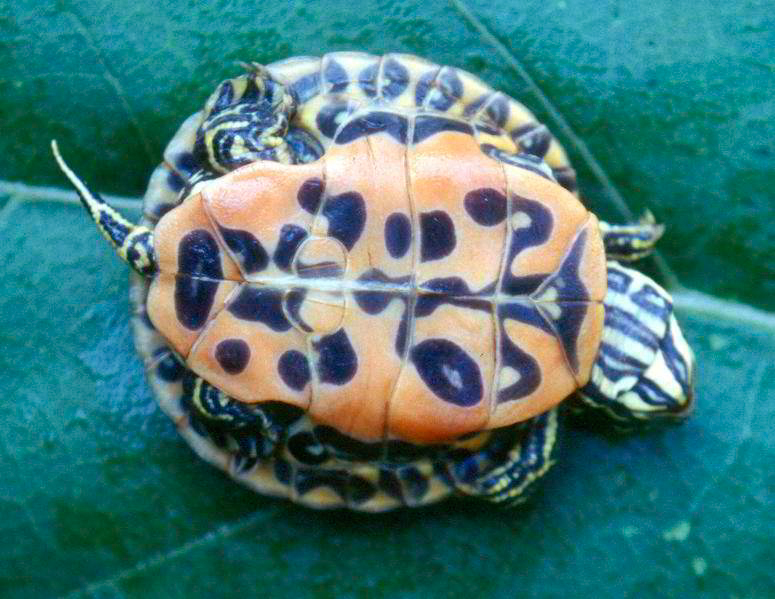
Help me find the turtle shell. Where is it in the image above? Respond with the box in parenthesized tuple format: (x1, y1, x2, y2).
(134, 53, 606, 447)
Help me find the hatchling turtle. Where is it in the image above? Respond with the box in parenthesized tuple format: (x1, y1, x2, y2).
(52, 52, 695, 510)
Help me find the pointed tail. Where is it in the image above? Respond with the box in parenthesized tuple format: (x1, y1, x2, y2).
(51, 140, 157, 276)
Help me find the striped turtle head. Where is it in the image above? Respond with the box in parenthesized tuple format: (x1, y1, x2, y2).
(580, 262, 695, 422)
(193, 65, 297, 173)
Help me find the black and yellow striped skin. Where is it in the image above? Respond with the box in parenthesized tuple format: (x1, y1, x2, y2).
(56, 52, 694, 511)
(52, 141, 157, 276)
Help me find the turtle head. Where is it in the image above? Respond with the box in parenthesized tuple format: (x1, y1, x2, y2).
(51, 140, 157, 276)
(193, 65, 297, 174)
(579, 262, 695, 423)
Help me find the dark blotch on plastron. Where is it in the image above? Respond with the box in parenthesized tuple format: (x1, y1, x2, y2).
(297, 178, 325, 214)
(285, 288, 312, 332)
(498, 301, 554, 335)
(384, 212, 411, 258)
(464, 188, 507, 226)
(413, 115, 473, 144)
(496, 314, 542, 403)
(535, 231, 590, 372)
(395, 308, 410, 356)
(228, 286, 291, 331)
(313, 329, 358, 385)
(543, 302, 587, 374)
(215, 339, 251, 374)
(502, 273, 548, 296)
(354, 269, 405, 315)
(415, 277, 491, 318)
(537, 230, 588, 302)
(218, 225, 268, 274)
(323, 192, 366, 250)
(501, 195, 554, 296)
(419, 211, 456, 262)
(323, 58, 349, 93)
(410, 339, 483, 407)
(381, 57, 410, 100)
(278, 350, 311, 391)
(177, 229, 223, 279)
(274, 224, 308, 270)
(175, 276, 220, 330)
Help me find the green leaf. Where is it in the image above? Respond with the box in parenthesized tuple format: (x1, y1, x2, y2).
(0, 1, 773, 597)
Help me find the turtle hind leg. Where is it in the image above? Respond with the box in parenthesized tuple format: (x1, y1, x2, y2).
(599, 211, 665, 262)
(181, 371, 305, 466)
(451, 410, 559, 505)
(193, 64, 300, 173)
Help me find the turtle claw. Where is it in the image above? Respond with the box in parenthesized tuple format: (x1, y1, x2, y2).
(599, 211, 665, 262)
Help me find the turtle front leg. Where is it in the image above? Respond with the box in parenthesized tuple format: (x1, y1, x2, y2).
(577, 262, 695, 424)
(451, 410, 559, 505)
(193, 64, 301, 172)
(599, 211, 665, 262)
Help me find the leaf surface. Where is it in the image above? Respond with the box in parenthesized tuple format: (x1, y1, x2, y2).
(0, 1, 773, 597)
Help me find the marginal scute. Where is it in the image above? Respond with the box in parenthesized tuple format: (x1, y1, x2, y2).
(380, 57, 410, 100)
(297, 177, 325, 214)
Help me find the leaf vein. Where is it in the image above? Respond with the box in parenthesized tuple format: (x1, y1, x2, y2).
(62, 6, 156, 166)
(447, 0, 680, 288)
(62, 508, 280, 597)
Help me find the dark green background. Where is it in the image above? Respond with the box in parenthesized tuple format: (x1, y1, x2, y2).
(0, 1, 773, 597)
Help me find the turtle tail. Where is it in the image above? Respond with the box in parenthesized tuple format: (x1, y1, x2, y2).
(51, 140, 157, 276)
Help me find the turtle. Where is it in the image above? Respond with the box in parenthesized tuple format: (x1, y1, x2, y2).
(52, 52, 695, 511)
